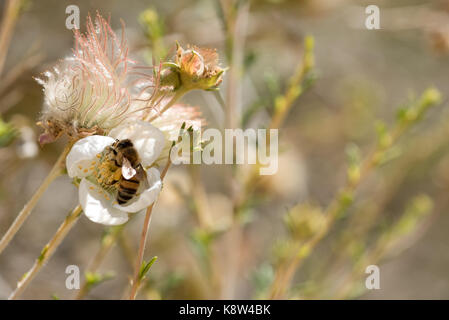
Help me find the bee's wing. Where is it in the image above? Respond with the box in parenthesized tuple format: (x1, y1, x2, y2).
(121, 157, 137, 179)
(135, 164, 149, 189)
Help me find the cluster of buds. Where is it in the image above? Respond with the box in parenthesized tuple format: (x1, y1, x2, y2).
(159, 43, 225, 92)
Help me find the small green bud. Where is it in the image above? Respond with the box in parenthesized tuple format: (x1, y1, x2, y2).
(139, 256, 158, 280)
(338, 191, 354, 216)
(284, 204, 326, 241)
(86, 271, 115, 288)
(420, 87, 442, 107)
(0, 117, 17, 147)
(296, 243, 311, 259)
(375, 121, 392, 149)
(345, 143, 361, 166)
(304, 36, 314, 52)
(272, 239, 295, 265)
(347, 165, 361, 185)
(394, 195, 433, 236)
(38, 245, 49, 262)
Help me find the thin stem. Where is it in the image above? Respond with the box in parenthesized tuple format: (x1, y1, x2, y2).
(0, 50, 43, 98)
(74, 225, 125, 300)
(267, 154, 378, 299)
(128, 159, 171, 300)
(222, 35, 314, 299)
(188, 166, 222, 296)
(0, 143, 72, 256)
(128, 203, 154, 300)
(267, 90, 441, 299)
(189, 166, 213, 229)
(217, 0, 249, 300)
(233, 37, 314, 213)
(0, 0, 22, 78)
(219, 0, 248, 130)
(8, 205, 83, 299)
(334, 241, 387, 299)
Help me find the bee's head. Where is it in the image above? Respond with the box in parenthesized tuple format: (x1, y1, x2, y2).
(113, 139, 134, 149)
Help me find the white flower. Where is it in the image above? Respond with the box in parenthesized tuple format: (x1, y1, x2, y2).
(66, 121, 165, 225)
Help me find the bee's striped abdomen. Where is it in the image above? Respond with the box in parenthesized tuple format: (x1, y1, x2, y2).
(117, 176, 140, 204)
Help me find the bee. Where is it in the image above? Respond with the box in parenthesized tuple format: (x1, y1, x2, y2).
(108, 139, 149, 205)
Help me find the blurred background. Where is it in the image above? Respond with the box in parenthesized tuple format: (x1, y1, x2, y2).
(1, 0, 449, 299)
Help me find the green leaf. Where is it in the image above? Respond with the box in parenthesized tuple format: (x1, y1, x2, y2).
(38, 245, 49, 262)
(375, 121, 392, 149)
(251, 263, 274, 295)
(139, 256, 158, 280)
(0, 117, 17, 147)
(345, 143, 361, 166)
(85, 271, 115, 288)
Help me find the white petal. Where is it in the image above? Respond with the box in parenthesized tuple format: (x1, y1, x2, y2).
(79, 178, 129, 226)
(66, 135, 115, 178)
(114, 167, 162, 213)
(109, 121, 165, 167)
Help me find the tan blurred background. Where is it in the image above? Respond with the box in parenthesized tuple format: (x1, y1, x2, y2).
(1, 0, 449, 299)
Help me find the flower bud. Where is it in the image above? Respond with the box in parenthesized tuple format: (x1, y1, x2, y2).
(160, 43, 225, 92)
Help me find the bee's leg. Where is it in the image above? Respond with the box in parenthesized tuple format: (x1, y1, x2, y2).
(112, 169, 122, 183)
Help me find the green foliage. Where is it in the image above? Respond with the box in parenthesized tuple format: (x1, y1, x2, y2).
(270, 35, 316, 128)
(271, 238, 294, 266)
(139, 8, 167, 61)
(139, 256, 158, 281)
(251, 263, 274, 297)
(159, 271, 185, 295)
(284, 204, 326, 241)
(243, 35, 315, 128)
(263, 86, 443, 298)
(190, 229, 214, 256)
(85, 271, 115, 289)
(375, 121, 392, 149)
(345, 143, 361, 185)
(338, 194, 434, 298)
(189, 227, 224, 274)
(38, 245, 49, 262)
(396, 88, 442, 127)
(390, 195, 433, 240)
(241, 72, 280, 127)
(0, 117, 17, 147)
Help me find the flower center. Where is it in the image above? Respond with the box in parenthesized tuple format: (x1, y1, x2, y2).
(89, 147, 122, 196)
